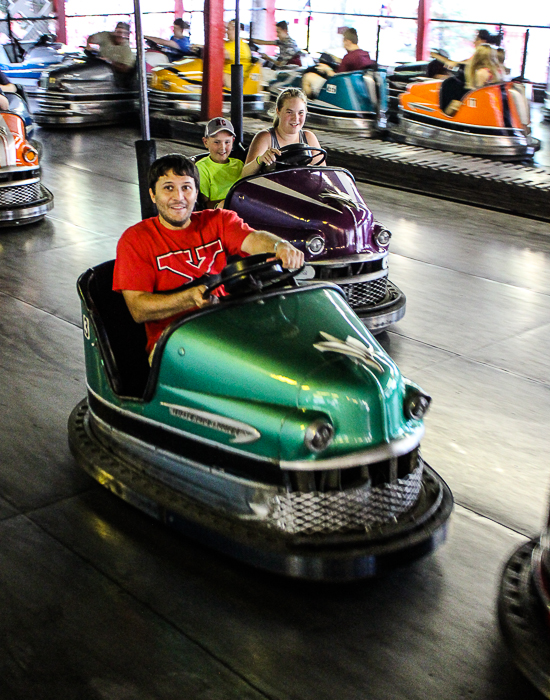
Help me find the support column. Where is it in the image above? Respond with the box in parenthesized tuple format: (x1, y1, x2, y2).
(175, 0, 184, 19)
(416, 0, 431, 61)
(250, 0, 276, 44)
(201, 0, 225, 120)
(53, 0, 67, 45)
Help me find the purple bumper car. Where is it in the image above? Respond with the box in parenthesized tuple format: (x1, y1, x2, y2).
(224, 144, 405, 333)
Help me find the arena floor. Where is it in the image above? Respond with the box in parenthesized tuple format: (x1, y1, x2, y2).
(0, 116, 549, 699)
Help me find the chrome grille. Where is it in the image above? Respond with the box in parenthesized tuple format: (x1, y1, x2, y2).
(340, 277, 388, 308)
(0, 181, 42, 207)
(268, 461, 423, 535)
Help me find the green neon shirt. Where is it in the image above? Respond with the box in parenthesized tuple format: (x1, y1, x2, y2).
(196, 156, 244, 204)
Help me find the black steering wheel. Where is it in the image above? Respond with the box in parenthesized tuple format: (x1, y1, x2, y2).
(275, 143, 327, 167)
(202, 253, 303, 299)
(145, 38, 166, 53)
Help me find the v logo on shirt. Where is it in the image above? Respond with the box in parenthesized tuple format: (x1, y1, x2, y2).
(156, 239, 224, 281)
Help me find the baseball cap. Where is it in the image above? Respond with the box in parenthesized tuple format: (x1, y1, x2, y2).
(204, 117, 236, 138)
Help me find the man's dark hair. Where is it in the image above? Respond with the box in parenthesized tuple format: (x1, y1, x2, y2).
(174, 18, 190, 30)
(276, 21, 288, 32)
(148, 154, 200, 192)
(229, 18, 245, 30)
(343, 28, 358, 45)
(476, 28, 499, 45)
(115, 22, 130, 32)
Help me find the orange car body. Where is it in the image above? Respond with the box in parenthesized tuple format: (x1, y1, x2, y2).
(397, 79, 537, 158)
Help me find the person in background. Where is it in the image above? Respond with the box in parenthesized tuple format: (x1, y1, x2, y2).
(464, 44, 504, 89)
(223, 19, 252, 89)
(86, 22, 135, 73)
(252, 20, 300, 69)
(496, 47, 510, 79)
(302, 28, 375, 98)
(145, 18, 194, 58)
(430, 28, 499, 71)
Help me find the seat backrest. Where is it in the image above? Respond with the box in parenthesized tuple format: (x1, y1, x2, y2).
(82, 260, 150, 399)
(439, 75, 467, 112)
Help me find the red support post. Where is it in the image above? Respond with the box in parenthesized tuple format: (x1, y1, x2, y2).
(175, 0, 184, 20)
(416, 0, 431, 61)
(201, 0, 225, 120)
(53, 0, 67, 45)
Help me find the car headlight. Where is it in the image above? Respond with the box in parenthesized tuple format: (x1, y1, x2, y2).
(374, 227, 392, 247)
(304, 419, 334, 453)
(404, 391, 431, 420)
(306, 234, 325, 255)
(22, 146, 38, 164)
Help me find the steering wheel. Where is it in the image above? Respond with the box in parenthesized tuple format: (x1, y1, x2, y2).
(202, 254, 303, 299)
(145, 38, 164, 52)
(275, 143, 327, 168)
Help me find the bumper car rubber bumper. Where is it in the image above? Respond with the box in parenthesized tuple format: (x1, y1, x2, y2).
(0, 184, 54, 226)
(354, 279, 406, 333)
(498, 538, 550, 698)
(69, 398, 453, 581)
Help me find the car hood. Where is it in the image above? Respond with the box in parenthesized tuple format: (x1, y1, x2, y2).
(151, 287, 421, 463)
(226, 167, 378, 259)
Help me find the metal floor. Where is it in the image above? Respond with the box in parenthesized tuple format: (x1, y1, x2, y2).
(1, 123, 549, 700)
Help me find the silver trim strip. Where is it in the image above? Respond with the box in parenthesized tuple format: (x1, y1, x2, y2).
(280, 426, 424, 471)
(87, 385, 277, 464)
(311, 252, 386, 266)
(0, 176, 40, 189)
(87, 386, 421, 472)
(160, 401, 261, 444)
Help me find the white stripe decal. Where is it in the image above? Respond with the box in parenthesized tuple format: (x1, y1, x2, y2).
(250, 177, 341, 212)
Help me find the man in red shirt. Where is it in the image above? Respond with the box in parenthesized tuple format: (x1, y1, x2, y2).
(302, 28, 375, 98)
(338, 28, 375, 73)
(113, 153, 304, 356)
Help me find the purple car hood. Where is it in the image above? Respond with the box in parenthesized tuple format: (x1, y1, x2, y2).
(225, 166, 376, 261)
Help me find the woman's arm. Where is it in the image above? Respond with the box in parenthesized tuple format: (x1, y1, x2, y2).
(241, 131, 280, 177)
(304, 130, 326, 165)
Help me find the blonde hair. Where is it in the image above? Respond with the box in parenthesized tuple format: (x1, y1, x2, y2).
(273, 87, 307, 128)
(465, 44, 500, 88)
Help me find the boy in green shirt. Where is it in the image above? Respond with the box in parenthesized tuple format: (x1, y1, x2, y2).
(196, 118, 245, 208)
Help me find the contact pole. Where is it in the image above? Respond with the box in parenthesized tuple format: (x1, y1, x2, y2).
(133, 0, 157, 220)
(230, 0, 244, 148)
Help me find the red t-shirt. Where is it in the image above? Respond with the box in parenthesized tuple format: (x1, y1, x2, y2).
(113, 209, 253, 353)
(338, 49, 375, 73)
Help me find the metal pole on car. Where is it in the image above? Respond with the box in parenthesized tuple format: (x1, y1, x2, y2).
(134, 0, 157, 220)
(230, 0, 244, 150)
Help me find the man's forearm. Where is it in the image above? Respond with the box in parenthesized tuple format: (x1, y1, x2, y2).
(122, 286, 209, 323)
(241, 230, 304, 268)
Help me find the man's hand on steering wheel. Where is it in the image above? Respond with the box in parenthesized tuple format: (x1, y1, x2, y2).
(188, 284, 216, 309)
(273, 240, 304, 269)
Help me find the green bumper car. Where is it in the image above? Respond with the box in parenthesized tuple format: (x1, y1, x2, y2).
(69, 256, 453, 580)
